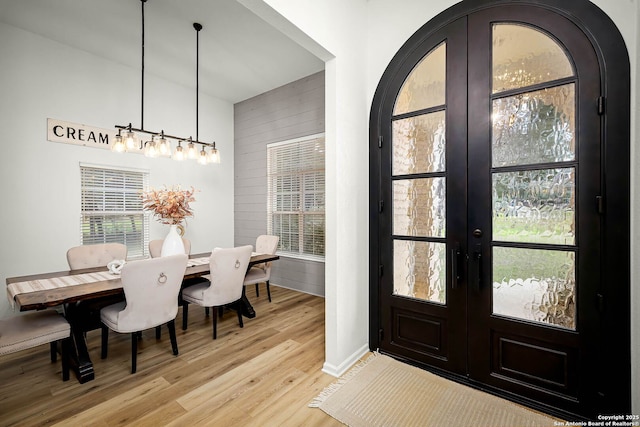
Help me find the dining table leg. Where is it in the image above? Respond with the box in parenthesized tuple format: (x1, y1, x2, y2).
(64, 302, 96, 383)
(240, 295, 256, 318)
(239, 286, 256, 318)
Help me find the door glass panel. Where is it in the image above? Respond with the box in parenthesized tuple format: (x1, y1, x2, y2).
(493, 168, 575, 245)
(393, 111, 446, 175)
(394, 43, 446, 115)
(492, 24, 574, 94)
(394, 240, 446, 304)
(393, 178, 446, 237)
(491, 22, 578, 332)
(492, 84, 576, 167)
(493, 247, 576, 330)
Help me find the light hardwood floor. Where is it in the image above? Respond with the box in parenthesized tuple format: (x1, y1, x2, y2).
(0, 286, 344, 426)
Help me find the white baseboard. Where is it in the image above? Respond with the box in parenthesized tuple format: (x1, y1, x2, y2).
(321, 343, 370, 377)
(269, 282, 325, 298)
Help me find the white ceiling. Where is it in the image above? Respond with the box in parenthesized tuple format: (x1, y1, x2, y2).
(0, 0, 325, 103)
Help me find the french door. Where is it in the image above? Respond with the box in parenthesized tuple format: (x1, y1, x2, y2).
(369, 1, 631, 420)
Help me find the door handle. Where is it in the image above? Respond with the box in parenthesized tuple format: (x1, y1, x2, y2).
(472, 243, 482, 292)
(451, 243, 461, 289)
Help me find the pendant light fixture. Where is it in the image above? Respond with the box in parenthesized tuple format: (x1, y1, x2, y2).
(112, 0, 220, 165)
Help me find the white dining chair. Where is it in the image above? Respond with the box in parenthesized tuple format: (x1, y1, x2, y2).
(0, 310, 71, 381)
(150, 237, 211, 323)
(244, 235, 279, 302)
(100, 254, 188, 374)
(65, 243, 129, 339)
(66, 243, 127, 270)
(181, 245, 252, 339)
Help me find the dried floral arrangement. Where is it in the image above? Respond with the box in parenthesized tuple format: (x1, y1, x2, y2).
(141, 185, 196, 225)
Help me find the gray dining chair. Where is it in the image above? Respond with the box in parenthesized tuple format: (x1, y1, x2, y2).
(181, 245, 252, 339)
(0, 310, 71, 381)
(243, 235, 279, 302)
(100, 254, 188, 374)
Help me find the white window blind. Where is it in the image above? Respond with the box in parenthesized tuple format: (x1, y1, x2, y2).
(80, 165, 149, 259)
(267, 134, 325, 260)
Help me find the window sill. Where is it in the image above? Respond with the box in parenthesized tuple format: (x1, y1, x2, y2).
(276, 252, 325, 263)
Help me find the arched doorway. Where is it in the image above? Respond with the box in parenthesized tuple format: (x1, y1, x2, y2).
(369, 0, 630, 419)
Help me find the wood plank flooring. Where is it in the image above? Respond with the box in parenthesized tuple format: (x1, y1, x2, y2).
(0, 287, 343, 426)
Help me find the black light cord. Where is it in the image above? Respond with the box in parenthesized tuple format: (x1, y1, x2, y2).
(194, 23, 202, 143)
(141, 0, 147, 130)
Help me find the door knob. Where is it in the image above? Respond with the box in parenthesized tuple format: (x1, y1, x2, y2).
(473, 228, 483, 238)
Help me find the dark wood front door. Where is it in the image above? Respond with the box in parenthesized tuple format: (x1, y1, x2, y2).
(369, 0, 630, 420)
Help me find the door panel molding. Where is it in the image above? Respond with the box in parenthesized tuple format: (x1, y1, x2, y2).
(393, 308, 448, 360)
(492, 332, 577, 395)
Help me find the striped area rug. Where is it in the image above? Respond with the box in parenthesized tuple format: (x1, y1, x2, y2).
(310, 353, 563, 427)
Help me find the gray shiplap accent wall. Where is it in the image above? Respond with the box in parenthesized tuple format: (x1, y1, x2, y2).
(234, 71, 325, 296)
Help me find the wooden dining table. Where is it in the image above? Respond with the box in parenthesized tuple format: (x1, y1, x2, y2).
(5, 252, 279, 383)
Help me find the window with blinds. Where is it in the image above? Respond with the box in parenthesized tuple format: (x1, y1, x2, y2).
(80, 164, 149, 259)
(267, 134, 325, 260)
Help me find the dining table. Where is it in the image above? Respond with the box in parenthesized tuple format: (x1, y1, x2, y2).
(5, 252, 279, 383)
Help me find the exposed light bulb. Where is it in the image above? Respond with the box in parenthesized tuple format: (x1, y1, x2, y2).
(111, 133, 125, 153)
(187, 139, 198, 159)
(208, 145, 220, 164)
(198, 147, 208, 165)
(173, 142, 185, 161)
(157, 133, 170, 156)
(124, 130, 138, 151)
(144, 140, 158, 158)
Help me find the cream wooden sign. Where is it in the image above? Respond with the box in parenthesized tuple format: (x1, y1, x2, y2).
(47, 118, 117, 150)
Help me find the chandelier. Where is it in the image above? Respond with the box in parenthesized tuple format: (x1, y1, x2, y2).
(111, 0, 220, 165)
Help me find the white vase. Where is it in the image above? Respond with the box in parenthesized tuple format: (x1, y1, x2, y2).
(161, 224, 185, 256)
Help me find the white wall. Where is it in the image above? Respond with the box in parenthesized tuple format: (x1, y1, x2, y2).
(259, 0, 371, 375)
(0, 23, 236, 319)
(264, 0, 640, 412)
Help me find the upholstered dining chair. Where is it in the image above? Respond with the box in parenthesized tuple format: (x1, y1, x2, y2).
(243, 235, 279, 302)
(181, 245, 252, 339)
(66, 243, 127, 270)
(0, 310, 71, 381)
(100, 254, 188, 374)
(150, 237, 211, 322)
(148, 238, 191, 258)
(65, 243, 129, 335)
